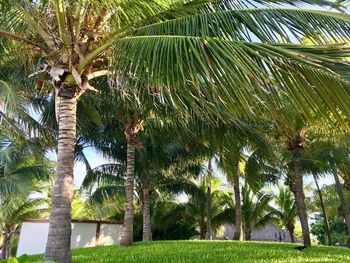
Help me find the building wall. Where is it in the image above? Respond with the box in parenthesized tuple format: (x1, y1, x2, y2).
(17, 221, 123, 256)
(217, 224, 298, 243)
(17, 222, 50, 256)
(71, 223, 97, 249)
(99, 224, 123, 246)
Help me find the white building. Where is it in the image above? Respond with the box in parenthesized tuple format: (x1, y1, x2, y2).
(16, 219, 123, 256)
(217, 224, 299, 243)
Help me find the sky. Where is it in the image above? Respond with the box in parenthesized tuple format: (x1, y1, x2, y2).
(47, 148, 107, 188)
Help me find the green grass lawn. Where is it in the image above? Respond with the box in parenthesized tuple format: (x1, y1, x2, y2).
(11, 241, 350, 263)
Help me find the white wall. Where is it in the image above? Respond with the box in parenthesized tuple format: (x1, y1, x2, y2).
(17, 221, 123, 256)
(71, 223, 97, 249)
(17, 222, 49, 257)
(218, 224, 299, 242)
(99, 224, 123, 246)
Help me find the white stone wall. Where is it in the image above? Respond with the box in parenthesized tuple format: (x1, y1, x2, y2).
(16, 222, 50, 256)
(99, 224, 123, 246)
(17, 221, 123, 256)
(218, 224, 299, 243)
(71, 223, 97, 249)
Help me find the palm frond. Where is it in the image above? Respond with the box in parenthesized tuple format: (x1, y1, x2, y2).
(132, 8, 350, 44)
(112, 36, 350, 127)
(81, 163, 125, 191)
(90, 185, 125, 203)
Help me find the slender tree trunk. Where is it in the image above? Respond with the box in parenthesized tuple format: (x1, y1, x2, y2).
(199, 224, 206, 240)
(1, 228, 9, 260)
(233, 159, 243, 241)
(291, 147, 311, 247)
(285, 176, 296, 244)
(205, 185, 212, 240)
(1, 234, 7, 260)
(345, 180, 350, 193)
(245, 230, 251, 241)
(286, 224, 295, 243)
(5, 232, 11, 259)
(313, 174, 332, 246)
(44, 94, 77, 262)
(120, 127, 136, 247)
(142, 182, 152, 241)
(343, 171, 350, 193)
(333, 172, 350, 245)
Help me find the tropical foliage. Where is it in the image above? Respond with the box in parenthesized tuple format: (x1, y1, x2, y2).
(2, 0, 350, 262)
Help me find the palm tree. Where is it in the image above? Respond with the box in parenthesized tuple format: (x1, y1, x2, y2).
(204, 160, 214, 240)
(0, 53, 52, 141)
(310, 182, 350, 245)
(298, 140, 333, 245)
(135, 193, 198, 241)
(163, 174, 227, 240)
(285, 132, 312, 247)
(82, 127, 206, 242)
(0, 196, 48, 260)
(241, 184, 274, 241)
(229, 156, 243, 241)
(0, 136, 52, 197)
(272, 185, 298, 243)
(80, 85, 160, 246)
(313, 174, 332, 245)
(2, 1, 350, 260)
(136, 138, 204, 242)
(269, 102, 317, 247)
(333, 171, 350, 245)
(0, 136, 52, 260)
(83, 78, 223, 245)
(306, 138, 350, 244)
(217, 125, 272, 241)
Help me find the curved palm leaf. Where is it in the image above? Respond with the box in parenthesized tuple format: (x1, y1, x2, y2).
(90, 185, 125, 203)
(81, 163, 125, 191)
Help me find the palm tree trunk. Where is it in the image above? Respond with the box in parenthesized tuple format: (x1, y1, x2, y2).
(1, 228, 9, 260)
(44, 94, 77, 263)
(343, 171, 350, 193)
(233, 159, 243, 241)
(333, 172, 350, 245)
(120, 129, 136, 247)
(291, 147, 311, 247)
(199, 224, 206, 240)
(205, 185, 212, 240)
(142, 182, 152, 241)
(1, 235, 7, 260)
(345, 180, 350, 194)
(4, 231, 11, 259)
(286, 224, 295, 243)
(245, 230, 251, 241)
(313, 174, 332, 246)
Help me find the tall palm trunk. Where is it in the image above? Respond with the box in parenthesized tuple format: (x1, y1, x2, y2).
(199, 224, 206, 240)
(205, 185, 212, 240)
(120, 123, 137, 247)
(333, 172, 350, 244)
(285, 174, 297, 244)
(1, 227, 10, 260)
(233, 159, 243, 241)
(286, 223, 295, 243)
(290, 147, 311, 247)
(44, 94, 77, 263)
(245, 230, 252, 241)
(345, 180, 350, 194)
(343, 171, 350, 193)
(313, 174, 331, 245)
(142, 182, 152, 241)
